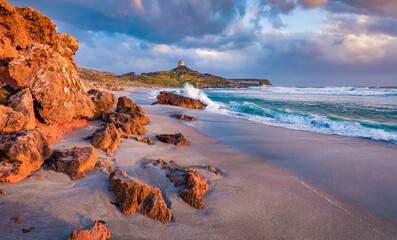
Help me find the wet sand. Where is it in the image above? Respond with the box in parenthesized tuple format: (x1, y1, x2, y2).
(1, 88, 397, 239)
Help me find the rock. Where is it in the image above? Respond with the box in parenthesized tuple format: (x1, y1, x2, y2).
(136, 136, 154, 145)
(91, 123, 123, 153)
(145, 159, 209, 209)
(154, 91, 206, 109)
(115, 96, 149, 126)
(0, 188, 6, 196)
(0, 105, 25, 133)
(102, 111, 146, 135)
(170, 114, 197, 121)
(106, 84, 125, 91)
(68, 220, 111, 240)
(205, 165, 222, 176)
(95, 158, 110, 168)
(6, 89, 35, 130)
(22, 227, 35, 233)
(12, 217, 25, 224)
(88, 89, 117, 119)
(47, 146, 98, 180)
(109, 169, 172, 224)
(156, 133, 189, 146)
(0, 129, 52, 183)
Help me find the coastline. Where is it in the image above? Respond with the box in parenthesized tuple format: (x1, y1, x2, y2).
(1, 87, 397, 239)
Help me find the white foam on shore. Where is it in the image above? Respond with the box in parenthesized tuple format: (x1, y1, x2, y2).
(182, 83, 222, 111)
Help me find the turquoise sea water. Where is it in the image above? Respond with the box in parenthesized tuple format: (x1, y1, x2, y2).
(169, 85, 397, 144)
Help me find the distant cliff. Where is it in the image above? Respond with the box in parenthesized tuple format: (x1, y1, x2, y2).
(79, 65, 272, 89)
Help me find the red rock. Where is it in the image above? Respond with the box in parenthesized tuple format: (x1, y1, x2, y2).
(22, 227, 35, 233)
(95, 158, 110, 168)
(106, 84, 125, 91)
(12, 217, 25, 224)
(47, 146, 98, 180)
(109, 169, 172, 224)
(0, 188, 6, 196)
(92, 123, 123, 153)
(115, 96, 150, 126)
(88, 89, 117, 119)
(145, 159, 209, 209)
(205, 165, 222, 176)
(154, 91, 206, 109)
(170, 114, 197, 121)
(102, 111, 146, 135)
(68, 220, 111, 240)
(6, 89, 35, 130)
(136, 136, 154, 145)
(0, 105, 25, 133)
(0, 129, 52, 183)
(156, 133, 189, 146)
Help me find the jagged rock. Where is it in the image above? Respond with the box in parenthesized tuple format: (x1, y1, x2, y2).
(88, 89, 117, 119)
(92, 123, 123, 153)
(22, 227, 35, 233)
(0, 105, 25, 133)
(205, 165, 222, 176)
(156, 133, 189, 146)
(0, 188, 7, 196)
(145, 159, 209, 209)
(95, 158, 110, 168)
(47, 146, 98, 180)
(6, 89, 35, 130)
(0, 129, 52, 183)
(170, 113, 197, 121)
(68, 220, 111, 240)
(115, 96, 149, 126)
(102, 111, 146, 135)
(136, 136, 154, 145)
(153, 91, 206, 109)
(109, 169, 172, 224)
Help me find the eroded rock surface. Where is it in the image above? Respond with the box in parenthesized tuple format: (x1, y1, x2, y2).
(109, 169, 172, 224)
(145, 159, 210, 209)
(95, 158, 110, 168)
(92, 123, 123, 153)
(0, 105, 25, 133)
(154, 91, 206, 109)
(68, 220, 111, 240)
(6, 89, 35, 130)
(136, 136, 154, 145)
(88, 89, 117, 119)
(47, 146, 98, 180)
(0, 129, 52, 183)
(156, 133, 189, 146)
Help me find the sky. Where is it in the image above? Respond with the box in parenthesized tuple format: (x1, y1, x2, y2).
(9, 0, 397, 86)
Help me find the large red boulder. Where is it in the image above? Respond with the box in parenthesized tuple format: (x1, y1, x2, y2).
(0, 129, 52, 183)
(47, 146, 98, 180)
(6, 88, 35, 130)
(109, 169, 172, 224)
(68, 220, 111, 240)
(88, 89, 117, 119)
(0, 105, 25, 133)
(156, 133, 189, 146)
(91, 123, 123, 153)
(154, 91, 206, 109)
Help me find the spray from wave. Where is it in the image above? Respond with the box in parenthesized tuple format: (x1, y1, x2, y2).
(181, 83, 221, 111)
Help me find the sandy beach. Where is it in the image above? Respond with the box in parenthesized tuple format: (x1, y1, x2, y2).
(1, 88, 397, 239)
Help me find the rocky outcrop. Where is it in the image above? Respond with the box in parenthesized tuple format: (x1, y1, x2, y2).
(6, 89, 35, 130)
(153, 91, 206, 109)
(0, 129, 52, 183)
(170, 113, 197, 121)
(136, 136, 154, 145)
(109, 169, 172, 224)
(156, 133, 189, 146)
(0, 1, 110, 124)
(88, 89, 117, 119)
(115, 96, 149, 126)
(92, 123, 123, 153)
(47, 146, 98, 180)
(0, 105, 25, 133)
(68, 220, 111, 240)
(145, 159, 209, 210)
(0, 188, 6, 196)
(95, 158, 110, 168)
(102, 111, 146, 135)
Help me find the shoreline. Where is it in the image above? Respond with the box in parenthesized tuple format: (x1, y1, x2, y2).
(1, 88, 397, 239)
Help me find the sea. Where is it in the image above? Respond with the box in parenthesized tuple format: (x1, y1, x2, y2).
(164, 83, 397, 144)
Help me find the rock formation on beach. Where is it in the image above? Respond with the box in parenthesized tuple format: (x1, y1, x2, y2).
(92, 123, 124, 154)
(47, 146, 98, 180)
(136, 136, 154, 145)
(153, 91, 206, 109)
(0, 105, 25, 133)
(109, 169, 172, 224)
(0, 0, 115, 124)
(68, 220, 111, 240)
(145, 159, 211, 210)
(0, 129, 52, 183)
(156, 133, 190, 146)
(170, 113, 197, 121)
